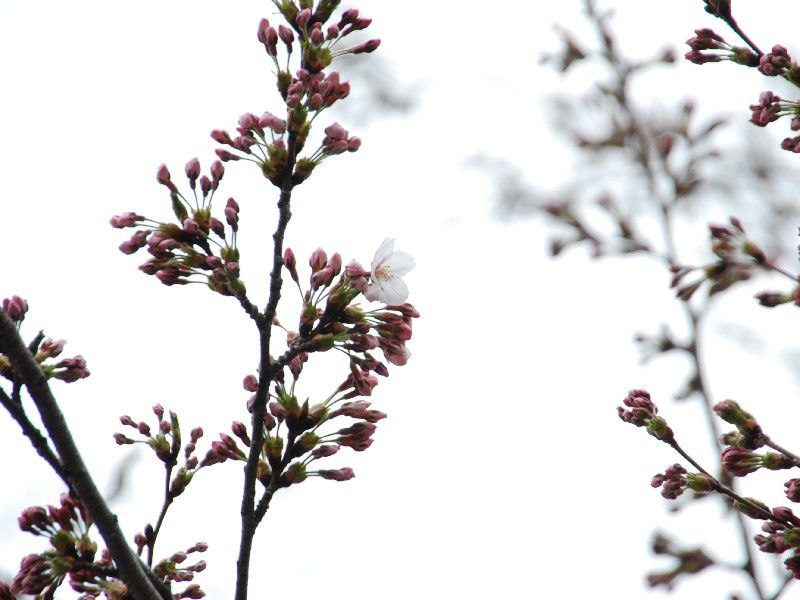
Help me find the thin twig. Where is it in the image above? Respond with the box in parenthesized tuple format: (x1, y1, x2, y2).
(146, 463, 175, 567)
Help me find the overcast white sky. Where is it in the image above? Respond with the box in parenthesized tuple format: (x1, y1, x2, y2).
(2, 1, 800, 598)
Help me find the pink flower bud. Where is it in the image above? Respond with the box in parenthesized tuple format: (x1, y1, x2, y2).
(215, 149, 240, 162)
(338, 8, 358, 27)
(312, 444, 341, 459)
(278, 24, 294, 45)
(284, 247, 298, 282)
(352, 39, 381, 54)
(347, 137, 361, 152)
(257, 18, 270, 44)
(231, 421, 251, 446)
(211, 160, 224, 183)
(309, 93, 323, 110)
(185, 158, 201, 187)
(309, 247, 328, 271)
(327, 25, 340, 39)
(211, 129, 233, 145)
(156, 164, 176, 191)
(324, 122, 347, 140)
(329, 252, 342, 275)
(310, 28, 324, 45)
(114, 433, 134, 445)
(311, 266, 335, 289)
(296, 8, 312, 28)
(238, 112, 258, 131)
(243, 375, 258, 392)
(225, 207, 238, 230)
(210, 217, 225, 238)
(318, 467, 355, 481)
(335, 81, 350, 99)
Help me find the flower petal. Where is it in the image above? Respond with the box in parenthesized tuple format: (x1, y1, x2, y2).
(373, 276, 408, 305)
(385, 251, 415, 277)
(371, 238, 395, 272)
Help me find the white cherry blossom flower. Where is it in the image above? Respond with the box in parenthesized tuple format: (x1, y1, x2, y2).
(364, 238, 415, 305)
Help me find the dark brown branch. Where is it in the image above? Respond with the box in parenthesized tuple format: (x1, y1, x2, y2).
(0, 311, 169, 600)
(234, 131, 298, 600)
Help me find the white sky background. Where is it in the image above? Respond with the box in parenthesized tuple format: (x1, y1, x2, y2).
(2, 0, 800, 598)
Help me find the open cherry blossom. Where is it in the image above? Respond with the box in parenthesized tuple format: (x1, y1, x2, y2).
(364, 238, 415, 305)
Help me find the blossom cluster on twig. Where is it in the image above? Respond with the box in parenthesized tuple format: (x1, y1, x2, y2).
(0, 1, 417, 599)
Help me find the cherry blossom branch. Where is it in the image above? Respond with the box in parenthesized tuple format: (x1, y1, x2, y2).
(666, 437, 777, 521)
(0, 310, 170, 600)
(583, 1, 766, 594)
(234, 130, 297, 600)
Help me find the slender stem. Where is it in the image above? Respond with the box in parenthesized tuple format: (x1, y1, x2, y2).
(235, 132, 298, 600)
(763, 260, 798, 282)
(254, 430, 296, 526)
(0, 311, 170, 600)
(724, 17, 762, 57)
(146, 464, 175, 567)
(762, 436, 800, 467)
(668, 438, 775, 521)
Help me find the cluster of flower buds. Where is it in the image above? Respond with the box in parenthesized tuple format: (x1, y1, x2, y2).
(115, 405, 203, 498)
(714, 399, 764, 449)
(8, 494, 128, 598)
(0, 296, 90, 384)
(670, 218, 770, 302)
(213, 4, 377, 189)
(212, 109, 359, 186)
(152, 542, 208, 590)
(651, 464, 713, 499)
(111, 161, 247, 297)
(758, 45, 793, 77)
(721, 446, 793, 478)
(685, 28, 758, 66)
(617, 389, 673, 441)
(203, 241, 418, 489)
(261, 4, 379, 75)
(646, 533, 714, 590)
(753, 508, 800, 579)
(749, 91, 800, 129)
(684, 10, 800, 152)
